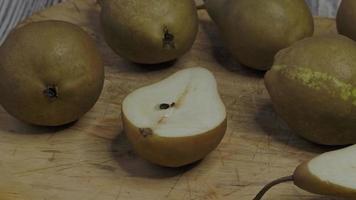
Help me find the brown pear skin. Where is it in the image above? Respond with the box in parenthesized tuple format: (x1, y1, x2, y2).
(265, 35, 356, 145)
(122, 113, 227, 167)
(0, 20, 104, 126)
(337, 0, 356, 41)
(204, 0, 314, 70)
(100, 0, 198, 64)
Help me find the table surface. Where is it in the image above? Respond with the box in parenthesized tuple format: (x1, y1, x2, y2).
(0, 0, 343, 200)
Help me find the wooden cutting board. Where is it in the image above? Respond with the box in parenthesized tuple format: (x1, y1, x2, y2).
(0, 1, 342, 199)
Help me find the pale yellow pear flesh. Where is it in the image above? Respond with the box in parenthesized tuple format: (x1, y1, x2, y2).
(122, 68, 227, 167)
(294, 145, 356, 199)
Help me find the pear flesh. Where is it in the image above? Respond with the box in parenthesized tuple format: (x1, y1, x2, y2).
(307, 146, 356, 190)
(294, 145, 356, 198)
(122, 67, 227, 167)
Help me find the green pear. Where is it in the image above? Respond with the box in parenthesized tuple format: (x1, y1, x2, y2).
(204, 0, 314, 70)
(100, 0, 198, 64)
(265, 35, 356, 145)
(0, 20, 104, 126)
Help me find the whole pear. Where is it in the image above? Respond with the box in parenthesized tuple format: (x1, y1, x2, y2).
(0, 20, 104, 126)
(265, 35, 356, 145)
(100, 0, 198, 64)
(205, 0, 314, 70)
(337, 0, 356, 41)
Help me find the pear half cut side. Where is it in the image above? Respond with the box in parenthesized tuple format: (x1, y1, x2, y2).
(254, 145, 356, 199)
(122, 67, 227, 167)
(294, 145, 356, 199)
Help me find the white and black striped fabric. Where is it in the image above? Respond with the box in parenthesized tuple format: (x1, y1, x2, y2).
(0, 0, 342, 45)
(307, 0, 341, 18)
(0, 0, 62, 44)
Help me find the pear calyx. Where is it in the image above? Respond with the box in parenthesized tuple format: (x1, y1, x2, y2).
(43, 85, 58, 101)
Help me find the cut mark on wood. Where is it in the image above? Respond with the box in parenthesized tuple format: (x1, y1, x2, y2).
(166, 173, 184, 197)
(90, 163, 117, 172)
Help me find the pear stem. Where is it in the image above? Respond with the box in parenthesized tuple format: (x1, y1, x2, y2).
(196, 4, 206, 10)
(253, 175, 294, 200)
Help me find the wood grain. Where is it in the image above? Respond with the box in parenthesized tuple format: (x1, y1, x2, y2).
(0, 0, 342, 199)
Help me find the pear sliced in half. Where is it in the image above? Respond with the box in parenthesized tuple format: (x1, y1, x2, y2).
(254, 145, 356, 199)
(294, 145, 356, 198)
(122, 67, 227, 167)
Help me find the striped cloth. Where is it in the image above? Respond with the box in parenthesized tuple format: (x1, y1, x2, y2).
(0, 0, 342, 45)
(0, 0, 61, 44)
(307, 0, 341, 18)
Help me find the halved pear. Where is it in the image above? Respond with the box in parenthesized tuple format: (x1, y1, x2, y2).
(254, 145, 356, 199)
(294, 145, 356, 198)
(122, 67, 227, 167)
